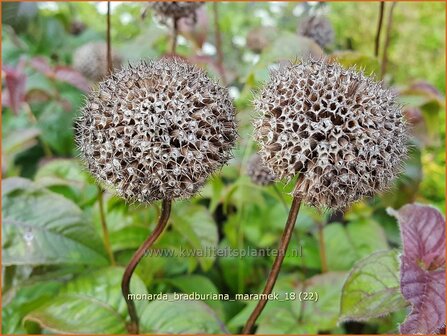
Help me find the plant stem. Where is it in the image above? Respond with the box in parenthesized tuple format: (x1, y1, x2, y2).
(374, 2, 385, 57)
(243, 186, 302, 334)
(317, 222, 328, 273)
(98, 187, 115, 266)
(171, 18, 178, 54)
(121, 199, 172, 334)
(380, 2, 397, 79)
(212, 2, 226, 85)
(106, 1, 112, 74)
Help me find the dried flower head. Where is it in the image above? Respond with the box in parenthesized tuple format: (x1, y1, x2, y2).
(298, 16, 334, 49)
(247, 154, 276, 186)
(73, 41, 122, 82)
(76, 58, 237, 203)
(254, 59, 408, 209)
(149, 2, 203, 24)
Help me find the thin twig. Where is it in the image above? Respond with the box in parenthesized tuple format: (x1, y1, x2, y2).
(98, 187, 115, 266)
(317, 222, 327, 273)
(212, 2, 227, 85)
(380, 2, 397, 79)
(243, 181, 303, 334)
(106, 1, 112, 74)
(121, 199, 172, 334)
(374, 2, 385, 57)
(171, 18, 178, 54)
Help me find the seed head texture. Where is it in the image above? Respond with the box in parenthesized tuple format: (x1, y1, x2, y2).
(247, 154, 276, 186)
(150, 2, 203, 22)
(77, 58, 237, 203)
(73, 41, 122, 82)
(254, 59, 408, 210)
(298, 16, 334, 49)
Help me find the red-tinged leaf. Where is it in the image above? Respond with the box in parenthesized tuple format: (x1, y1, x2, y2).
(30, 57, 53, 76)
(400, 257, 445, 334)
(389, 204, 445, 268)
(54, 67, 90, 93)
(388, 203, 446, 334)
(2, 59, 26, 114)
(178, 6, 208, 49)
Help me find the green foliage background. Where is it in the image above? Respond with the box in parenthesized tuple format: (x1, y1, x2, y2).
(2, 1, 445, 334)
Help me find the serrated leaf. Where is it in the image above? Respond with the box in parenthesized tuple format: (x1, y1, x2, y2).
(388, 203, 446, 334)
(24, 267, 147, 334)
(340, 250, 408, 322)
(2, 177, 108, 266)
(139, 296, 228, 334)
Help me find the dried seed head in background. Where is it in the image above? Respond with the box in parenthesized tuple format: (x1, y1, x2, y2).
(76, 58, 237, 203)
(247, 154, 276, 186)
(73, 41, 122, 82)
(149, 2, 204, 24)
(298, 16, 334, 49)
(254, 59, 408, 210)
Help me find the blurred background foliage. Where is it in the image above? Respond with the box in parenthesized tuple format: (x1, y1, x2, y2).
(1, 1, 445, 334)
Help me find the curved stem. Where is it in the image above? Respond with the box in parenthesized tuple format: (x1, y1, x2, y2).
(121, 199, 172, 334)
(98, 187, 115, 266)
(374, 2, 385, 57)
(106, 1, 112, 74)
(243, 192, 302, 334)
(380, 2, 397, 79)
(171, 18, 178, 54)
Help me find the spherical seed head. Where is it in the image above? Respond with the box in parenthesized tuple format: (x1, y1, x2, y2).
(73, 42, 122, 82)
(254, 59, 408, 210)
(247, 154, 276, 186)
(150, 2, 203, 22)
(76, 58, 237, 203)
(298, 16, 334, 49)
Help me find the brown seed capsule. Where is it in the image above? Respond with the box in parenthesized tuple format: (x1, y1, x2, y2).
(298, 16, 334, 49)
(247, 154, 276, 186)
(149, 2, 204, 24)
(73, 41, 122, 82)
(76, 58, 237, 203)
(253, 58, 408, 209)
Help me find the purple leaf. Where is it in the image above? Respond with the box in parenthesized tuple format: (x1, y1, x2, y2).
(388, 203, 446, 334)
(54, 67, 90, 93)
(2, 59, 26, 114)
(30, 57, 53, 76)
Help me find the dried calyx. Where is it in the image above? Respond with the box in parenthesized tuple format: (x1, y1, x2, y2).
(298, 16, 334, 49)
(73, 41, 122, 82)
(247, 154, 275, 186)
(254, 58, 408, 210)
(76, 58, 237, 203)
(149, 2, 204, 24)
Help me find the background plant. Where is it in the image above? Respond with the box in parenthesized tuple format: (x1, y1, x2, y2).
(2, 1, 445, 334)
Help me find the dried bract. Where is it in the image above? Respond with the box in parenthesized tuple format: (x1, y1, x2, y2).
(254, 59, 408, 209)
(76, 58, 237, 203)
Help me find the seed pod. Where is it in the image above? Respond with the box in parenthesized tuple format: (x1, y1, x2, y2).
(149, 2, 204, 24)
(298, 16, 334, 49)
(76, 58, 237, 203)
(247, 154, 275, 186)
(73, 41, 122, 82)
(253, 58, 408, 209)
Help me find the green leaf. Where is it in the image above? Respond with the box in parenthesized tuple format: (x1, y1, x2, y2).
(166, 275, 224, 318)
(24, 267, 147, 334)
(2, 177, 108, 266)
(171, 203, 218, 271)
(340, 250, 408, 322)
(330, 51, 380, 75)
(322, 219, 388, 271)
(139, 296, 228, 334)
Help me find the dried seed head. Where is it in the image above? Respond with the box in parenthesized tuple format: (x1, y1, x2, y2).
(247, 154, 276, 186)
(254, 59, 408, 210)
(76, 58, 237, 203)
(246, 27, 276, 54)
(298, 16, 334, 49)
(149, 2, 203, 23)
(73, 41, 122, 82)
